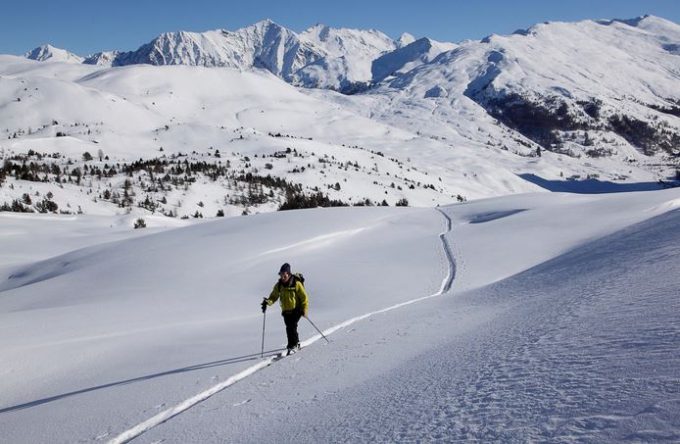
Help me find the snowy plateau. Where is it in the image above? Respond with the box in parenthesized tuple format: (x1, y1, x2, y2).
(0, 14, 679, 444)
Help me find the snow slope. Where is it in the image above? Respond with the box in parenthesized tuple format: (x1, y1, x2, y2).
(0, 212, 188, 271)
(181, 193, 680, 443)
(0, 206, 445, 442)
(1, 188, 678, 442)
(138, 188, 680, 443)
(0, 53, 550, 219)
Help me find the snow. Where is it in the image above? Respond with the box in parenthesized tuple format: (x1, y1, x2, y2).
(2, 14, 680, 442)
(1, 188, 679, 443)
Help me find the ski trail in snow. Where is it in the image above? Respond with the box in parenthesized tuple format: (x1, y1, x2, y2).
(436, 207, 455, 293)
(108, 209, 456, 444)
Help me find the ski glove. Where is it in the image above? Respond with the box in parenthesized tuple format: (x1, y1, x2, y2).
(261, 299, 268, 313)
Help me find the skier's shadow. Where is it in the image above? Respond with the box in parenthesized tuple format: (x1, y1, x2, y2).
(0, 348, 286, 414)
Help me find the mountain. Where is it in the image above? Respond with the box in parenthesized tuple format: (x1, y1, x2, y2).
(5, 15, 680, 221)
(109, 21, 404, 91)
(83, 50, 120, 66)
(296, 24, 398, 90)
(24, 44, 83, 63)
(371, 37, 457, 83)
(349, 15, 680, 162)
(397, 32, 417, 47)
(22, 21, 429, 92)
(110, 19, 326, 82)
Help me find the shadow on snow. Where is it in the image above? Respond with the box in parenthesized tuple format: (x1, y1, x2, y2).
(518, 173, 677, 194)
(0, 348, 286, 414)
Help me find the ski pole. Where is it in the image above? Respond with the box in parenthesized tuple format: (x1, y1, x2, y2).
(305, 316, 330, 343)
(261, 310, 267, 358)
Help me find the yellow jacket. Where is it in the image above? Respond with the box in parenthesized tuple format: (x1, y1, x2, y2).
(265, 276, 309, 315)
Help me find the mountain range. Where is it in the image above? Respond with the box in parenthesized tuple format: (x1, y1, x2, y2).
(25, 19, 456, 92)
(3, 15, 679, 219)
(24, 16, 680, 159)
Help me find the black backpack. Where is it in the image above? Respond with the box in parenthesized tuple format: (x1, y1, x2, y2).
(278, 272, 305, 290)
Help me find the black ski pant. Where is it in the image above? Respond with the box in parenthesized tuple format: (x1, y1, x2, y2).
(282, 309, 303, 349)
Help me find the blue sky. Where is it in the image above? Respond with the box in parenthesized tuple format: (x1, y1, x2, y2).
(1, 0, 679, 56)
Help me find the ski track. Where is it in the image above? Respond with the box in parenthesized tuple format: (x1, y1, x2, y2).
(108, 208, 455, 444)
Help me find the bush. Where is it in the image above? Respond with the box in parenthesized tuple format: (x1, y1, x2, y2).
(396, 198, 409, 207)
(134, 218, 146, 229)
(0, 199, 34, 213)
(36, 198, 58, 213)
(279, 191, 348, 211)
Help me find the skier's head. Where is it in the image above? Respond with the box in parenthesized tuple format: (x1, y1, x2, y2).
(279, 263, 291, 282)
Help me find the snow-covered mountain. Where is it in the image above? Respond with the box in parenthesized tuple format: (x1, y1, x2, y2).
(397, 32, 417, 47)
(83, 50, 120, 66)
(365, 15, 680, 160)
(105, 20, 404, 91)
(24, 44, 83, 63)
(5, 15, 680, 221)
(109, 20, 326, 83)
(22, 20, 427, 91)
(371, 37, 457, 83)
(296, 24, 397, 90)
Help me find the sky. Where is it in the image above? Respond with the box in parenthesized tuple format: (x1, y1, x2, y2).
(1, 0, 679, 56)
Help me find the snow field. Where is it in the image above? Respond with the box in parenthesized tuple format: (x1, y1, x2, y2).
(0, 206, 445, 443)
(139, 188, 680, 443)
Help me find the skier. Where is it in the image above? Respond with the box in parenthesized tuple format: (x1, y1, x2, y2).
(261, 263, 309, 355)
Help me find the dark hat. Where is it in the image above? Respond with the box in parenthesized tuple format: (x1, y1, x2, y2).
(279, 263, 291, 274)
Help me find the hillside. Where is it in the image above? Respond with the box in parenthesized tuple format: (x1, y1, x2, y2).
(0, 55, 539, 222)
(0, 188, 678, 442)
